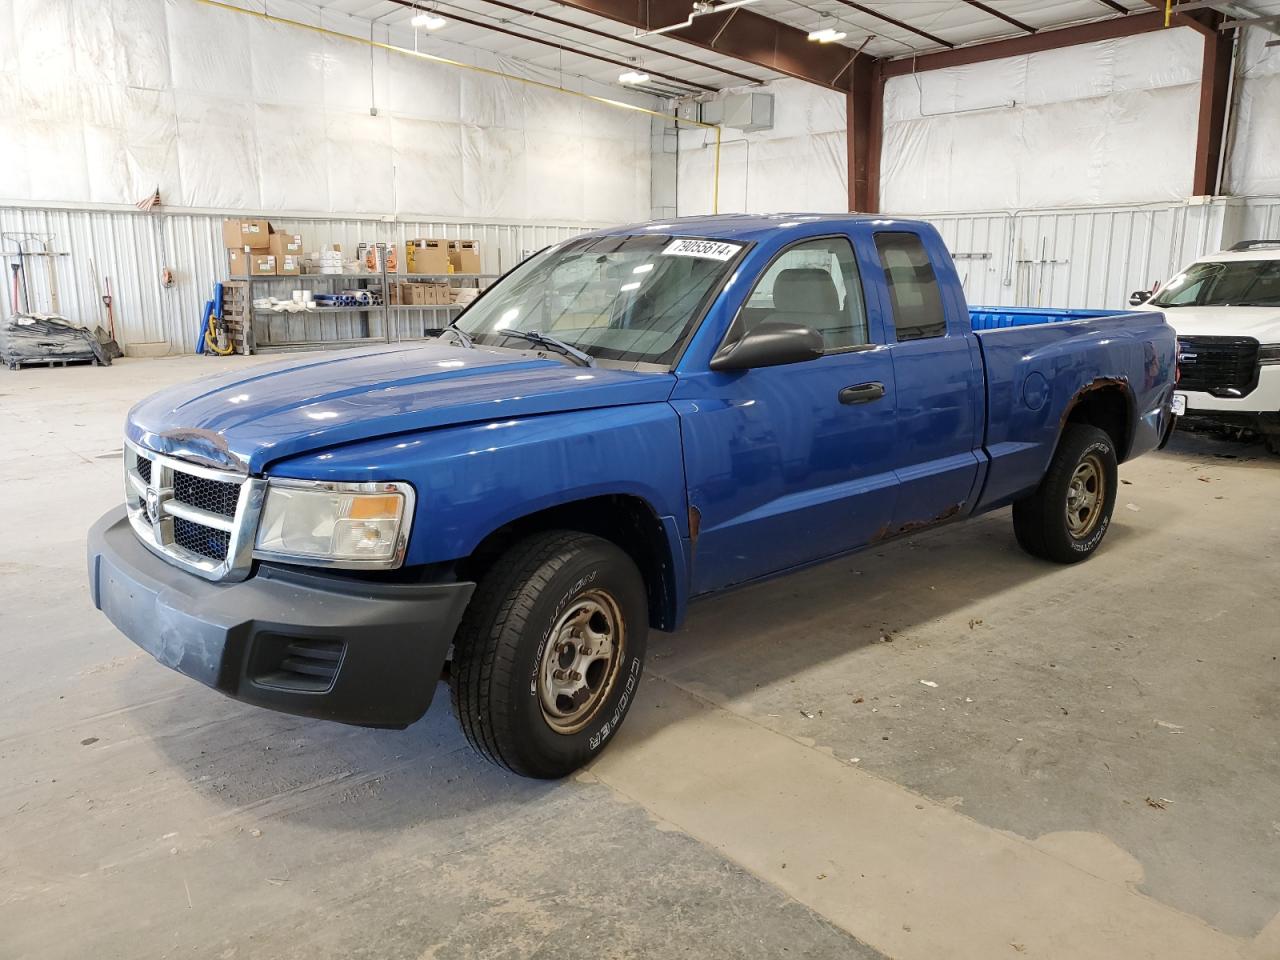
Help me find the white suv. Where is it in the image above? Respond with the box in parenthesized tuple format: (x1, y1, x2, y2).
(1132, 241, 1280, 453)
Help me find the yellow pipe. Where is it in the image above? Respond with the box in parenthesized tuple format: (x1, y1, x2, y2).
(194, 0, 720, 213)
(713, 125, 721, 215)
(1165, 0, 1172, 27)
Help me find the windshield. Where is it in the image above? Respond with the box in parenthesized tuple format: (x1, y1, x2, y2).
(455, 234, 744, 365)
(1151, 259, 1280, 308)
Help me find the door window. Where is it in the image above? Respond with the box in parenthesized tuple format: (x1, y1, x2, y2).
(738, 237, 869, 350)
(874, 232, 947, 341)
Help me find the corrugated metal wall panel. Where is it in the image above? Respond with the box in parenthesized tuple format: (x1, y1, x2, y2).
(1, 206, 590, 355)
(920, 199, 1280, 311)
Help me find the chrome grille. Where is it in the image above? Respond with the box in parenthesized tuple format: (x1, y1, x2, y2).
(123, 440, 266, 581)
(173, 516, 232, 561)
(173, 471, 240, 518)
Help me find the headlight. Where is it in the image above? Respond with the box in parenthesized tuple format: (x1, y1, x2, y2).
(1259, 344, 1280, 365)
(254, 479, 414, 568)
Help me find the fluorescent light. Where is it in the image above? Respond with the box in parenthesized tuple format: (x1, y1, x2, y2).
(618, 70, 650, 84)
(807, 27, 846, 43)
(619, 282, 641, 291)
(412, 11, 446, 29)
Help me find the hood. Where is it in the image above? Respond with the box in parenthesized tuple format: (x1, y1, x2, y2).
(126, 342, 675, 474)
(1158, 306, 1280, 341)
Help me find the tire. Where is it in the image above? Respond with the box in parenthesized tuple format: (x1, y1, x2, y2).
(449, 530, 648, 779)
(1013, 424, 1118, 564)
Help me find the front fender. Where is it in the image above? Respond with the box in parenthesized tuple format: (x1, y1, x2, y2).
(266, 404, 690, 569)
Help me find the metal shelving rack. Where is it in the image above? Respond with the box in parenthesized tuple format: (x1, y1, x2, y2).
(223, 244, 496, 354)
(385, 270, 498, 343)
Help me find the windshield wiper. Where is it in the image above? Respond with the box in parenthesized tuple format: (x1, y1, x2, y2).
(441, 322, 473, 348)
(496, 329, 595, 367)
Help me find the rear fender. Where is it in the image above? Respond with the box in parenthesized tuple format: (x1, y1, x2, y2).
(974, 315, 1174, 511)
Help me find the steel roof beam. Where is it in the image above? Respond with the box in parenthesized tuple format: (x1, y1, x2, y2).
(882, 10, 1210, 76)
(388, 0, 716, 91)
(960, 0, 1037, 34)
(830, 0, 955, 48)
(470, 0, 767, 84)
(552, 0, 867, 91)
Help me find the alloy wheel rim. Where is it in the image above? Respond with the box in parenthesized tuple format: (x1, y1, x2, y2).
(537, 590, 625, 734)
(1065, 453, 1106, 538)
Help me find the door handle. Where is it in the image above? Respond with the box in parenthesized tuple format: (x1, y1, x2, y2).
(839, 381, 885, 405)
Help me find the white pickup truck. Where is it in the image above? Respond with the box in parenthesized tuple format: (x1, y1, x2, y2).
(1132, 241, 1280, 453)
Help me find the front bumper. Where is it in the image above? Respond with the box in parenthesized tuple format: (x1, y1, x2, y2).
(1182, 363, 1280, 417)
(87, 507, 474, 728)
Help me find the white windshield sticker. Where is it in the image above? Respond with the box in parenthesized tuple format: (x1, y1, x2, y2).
(661, 238, 742, 261)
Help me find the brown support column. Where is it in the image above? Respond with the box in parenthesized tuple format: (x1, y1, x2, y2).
(847, 58, 883, 213)
(1193, 26, 1234, 196)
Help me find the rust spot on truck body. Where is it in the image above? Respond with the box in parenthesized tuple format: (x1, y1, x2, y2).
(870, 502, 964, 544)
(1058, 377, 1128, 434)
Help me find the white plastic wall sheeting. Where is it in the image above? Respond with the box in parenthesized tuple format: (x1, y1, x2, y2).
(0, 205, 589, 354)
(676, 78, 848, 216)
(882, 29, 1204, 213)
(0, 0, 654, 225)
(919, 198, 1280, 312)
(1224, 27, 1280, 197)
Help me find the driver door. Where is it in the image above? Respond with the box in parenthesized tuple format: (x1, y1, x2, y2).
(671, 235, 899, 595)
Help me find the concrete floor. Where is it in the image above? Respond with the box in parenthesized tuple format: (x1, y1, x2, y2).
(2, 354, 1278, 960)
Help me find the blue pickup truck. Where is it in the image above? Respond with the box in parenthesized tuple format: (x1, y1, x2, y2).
(88, 214, 1176, 778)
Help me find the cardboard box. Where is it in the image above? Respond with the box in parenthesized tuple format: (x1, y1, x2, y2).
(269, 232, 303, 259)
(400, 281, 452, 305)
(448, 240, 481, 274)
(222, 218, 272, 250)
(400, 282, 431, 306)
(228, 248, 246, 277)
(227, 250, 276, 277)
(405, 239, 449, 275)
(276, 254, 301, 276)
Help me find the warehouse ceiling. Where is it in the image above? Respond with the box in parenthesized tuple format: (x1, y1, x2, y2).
(306, 0, 1270, 95)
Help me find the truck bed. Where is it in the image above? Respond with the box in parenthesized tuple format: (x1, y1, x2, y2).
(969, 309, 1175, 512)
(969, 306, 1133, 330)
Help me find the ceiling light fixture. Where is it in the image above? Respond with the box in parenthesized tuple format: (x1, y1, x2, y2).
(618, 70, 651, 84)
(807, 27, 847, 43)
(411, 10, 446, 29)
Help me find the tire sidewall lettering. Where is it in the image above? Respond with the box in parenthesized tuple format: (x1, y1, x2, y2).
(589, 656, 641, 752)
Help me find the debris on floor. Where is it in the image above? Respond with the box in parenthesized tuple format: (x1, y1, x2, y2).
(1145, 797, 1167, 810)
(1, 313, 119, 368)
(919, 680, 938, 688)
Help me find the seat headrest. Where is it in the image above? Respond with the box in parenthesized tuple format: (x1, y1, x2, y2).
(773, 268, 839, 316)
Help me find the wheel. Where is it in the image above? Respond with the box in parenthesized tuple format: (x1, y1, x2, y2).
(449, 530, 648, 778)
(1013, 424, 1118, 564)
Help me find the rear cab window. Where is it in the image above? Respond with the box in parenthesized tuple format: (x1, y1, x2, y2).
(873, 232, 947, 341)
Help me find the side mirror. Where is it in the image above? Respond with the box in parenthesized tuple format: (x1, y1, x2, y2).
(1129, 289, 1153, 306)
(710, 320, 825, 372)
